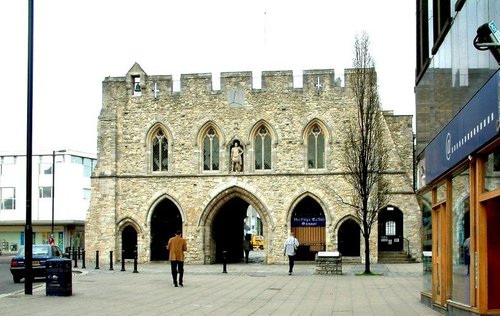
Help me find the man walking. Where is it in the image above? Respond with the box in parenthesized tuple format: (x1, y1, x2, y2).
(284, 232, 299, 275)
(167, 230, 187, 287)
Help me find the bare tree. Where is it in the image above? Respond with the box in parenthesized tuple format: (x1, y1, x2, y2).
(340, 32, 390, 274)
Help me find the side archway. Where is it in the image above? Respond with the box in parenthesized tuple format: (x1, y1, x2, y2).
(337, 216, 361, 257)
(148, 196, 184, 261)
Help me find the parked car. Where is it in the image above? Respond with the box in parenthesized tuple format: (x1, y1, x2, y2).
(251, 235, 265, 250)
(10, 244, 67, 283)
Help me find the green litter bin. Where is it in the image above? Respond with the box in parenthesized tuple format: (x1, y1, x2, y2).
(46, 258, 72, 296)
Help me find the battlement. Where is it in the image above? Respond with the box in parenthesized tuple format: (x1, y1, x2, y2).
(103, 62, 374, 98)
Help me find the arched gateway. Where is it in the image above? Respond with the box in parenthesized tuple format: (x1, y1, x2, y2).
(84, 65, 420, 266)
(198, 185, 272, 264)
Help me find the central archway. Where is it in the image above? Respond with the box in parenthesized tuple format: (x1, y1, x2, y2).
(198, 185, 272, 264)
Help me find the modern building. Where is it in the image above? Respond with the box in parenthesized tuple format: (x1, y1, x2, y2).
(0, 150, 96, 253)
(415, 0, 500, 314)
(85, 63, 420, 266)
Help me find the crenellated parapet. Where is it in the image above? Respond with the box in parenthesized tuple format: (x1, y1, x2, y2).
(105, 63, 349, 99)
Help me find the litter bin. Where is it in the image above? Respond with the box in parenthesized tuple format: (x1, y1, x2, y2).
(46, 258, 72, 296)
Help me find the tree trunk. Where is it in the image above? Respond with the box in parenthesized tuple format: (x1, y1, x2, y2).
(364, 234, 371, 274)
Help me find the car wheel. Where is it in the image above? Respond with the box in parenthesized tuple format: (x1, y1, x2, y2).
(13, 275, 21, 283)
(259, 245, 264, 250)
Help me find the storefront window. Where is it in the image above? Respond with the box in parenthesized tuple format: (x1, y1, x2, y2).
(451, 168, 470, 305)
(484, 149, 500, 192)
(421, 190, 432, 292)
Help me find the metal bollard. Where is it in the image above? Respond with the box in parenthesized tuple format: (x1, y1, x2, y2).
(109, 251, 114, 270)
(73, 248, 78, 268)
(82, 249, 86, 269)
(121, 249, 126, 272)
(78, 246, 81, 259)
(222, 250, 228, 273)
(95, 250, 100, 269)
(133, 248, 138, 273)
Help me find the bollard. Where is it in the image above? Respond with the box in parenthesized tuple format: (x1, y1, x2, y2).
(121, 249, 126, 272)
(77, 247, 81, 260)
(73, 248, 78, 268)
(95, 250, 100, 269)
(82, 249, 86, 269)
(109, 251, 114, 270)
(222, 250, 228, 273)
(133, 248, 138, 273)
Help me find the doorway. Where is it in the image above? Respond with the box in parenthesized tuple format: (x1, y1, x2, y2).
(150, 199, 182, 261)
(338, 218, 360, 257)
(121, 225, 137, 259)
(377, 206, 403, 251)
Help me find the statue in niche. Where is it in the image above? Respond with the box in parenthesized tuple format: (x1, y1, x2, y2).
(231, 141, 244, 172)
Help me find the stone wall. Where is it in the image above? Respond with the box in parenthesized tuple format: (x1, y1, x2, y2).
(85, 63, 421, 265)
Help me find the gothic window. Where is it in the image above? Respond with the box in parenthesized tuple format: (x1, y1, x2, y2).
(255, 126, 271, 170)
(307, 124, 325, 169)
(203, 128, 219, 171)
(152, 129, 168, 171)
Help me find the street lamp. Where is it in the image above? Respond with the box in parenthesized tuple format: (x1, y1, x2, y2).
(51, 150, 66, 241)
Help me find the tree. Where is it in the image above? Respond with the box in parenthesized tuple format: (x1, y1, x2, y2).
(340, 32, 390, 274)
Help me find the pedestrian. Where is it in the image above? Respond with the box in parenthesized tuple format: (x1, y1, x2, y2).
(284, 231, 299, 275)
(242, 235, 252, 263)
(166, 230, 187, 287)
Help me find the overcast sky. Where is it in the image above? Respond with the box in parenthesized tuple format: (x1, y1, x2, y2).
(0, 0, 416, 155)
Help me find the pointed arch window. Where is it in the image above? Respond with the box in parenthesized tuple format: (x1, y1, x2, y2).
(203, 128, 219, 171)
(152, 129, 168, 171)
(307, 124, 325, 169)
(255, 126, 271, 170)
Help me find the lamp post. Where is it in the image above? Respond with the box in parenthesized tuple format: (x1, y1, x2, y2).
(51, 150, 66, 240)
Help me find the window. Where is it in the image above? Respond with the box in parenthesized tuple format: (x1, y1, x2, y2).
(83, 158, 93, 177)
(39, 186, 52, 198)
(255, 126, 271, 170)
(386, 221, 396, 236)
(307, 124, 325, 169)
(40, 163, 52, 175)
(203, 128, 219, 171)
(133, 76, 141, 96)
(152, 129, 168, 171)
(83, 188, 91, 200)
(1, 156, 16, 175)
(0, 187, 15, 210)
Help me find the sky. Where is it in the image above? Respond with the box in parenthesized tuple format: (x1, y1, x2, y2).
(0, 0, 416, 155)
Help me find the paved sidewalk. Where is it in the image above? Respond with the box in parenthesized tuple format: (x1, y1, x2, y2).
(0, 261, 438, 316)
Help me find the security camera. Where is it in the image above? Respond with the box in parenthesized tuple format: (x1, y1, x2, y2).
(473, 21, 500, 64)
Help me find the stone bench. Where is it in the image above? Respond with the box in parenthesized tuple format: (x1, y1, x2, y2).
(315, 251, 342, 275)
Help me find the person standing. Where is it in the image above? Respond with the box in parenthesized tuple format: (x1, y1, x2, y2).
(242, 235, 252, 263)
(167, 230, 187, 287)
(284, 232, 299, 275)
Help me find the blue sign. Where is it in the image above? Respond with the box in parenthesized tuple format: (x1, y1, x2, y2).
(292, 217, 326, 227)
(425, 73, 499, 183)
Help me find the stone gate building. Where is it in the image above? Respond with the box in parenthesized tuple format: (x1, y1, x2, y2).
(85, 63, 421, 265)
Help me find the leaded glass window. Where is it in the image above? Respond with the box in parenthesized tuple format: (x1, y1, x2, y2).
(255, 126, 271, 170)
(307, 124, 325, 169)
(203, 128, 219, 171)
(152, 129, 168, 171)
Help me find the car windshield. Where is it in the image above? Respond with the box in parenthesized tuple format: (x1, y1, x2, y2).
(16, 246, 51, 257)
